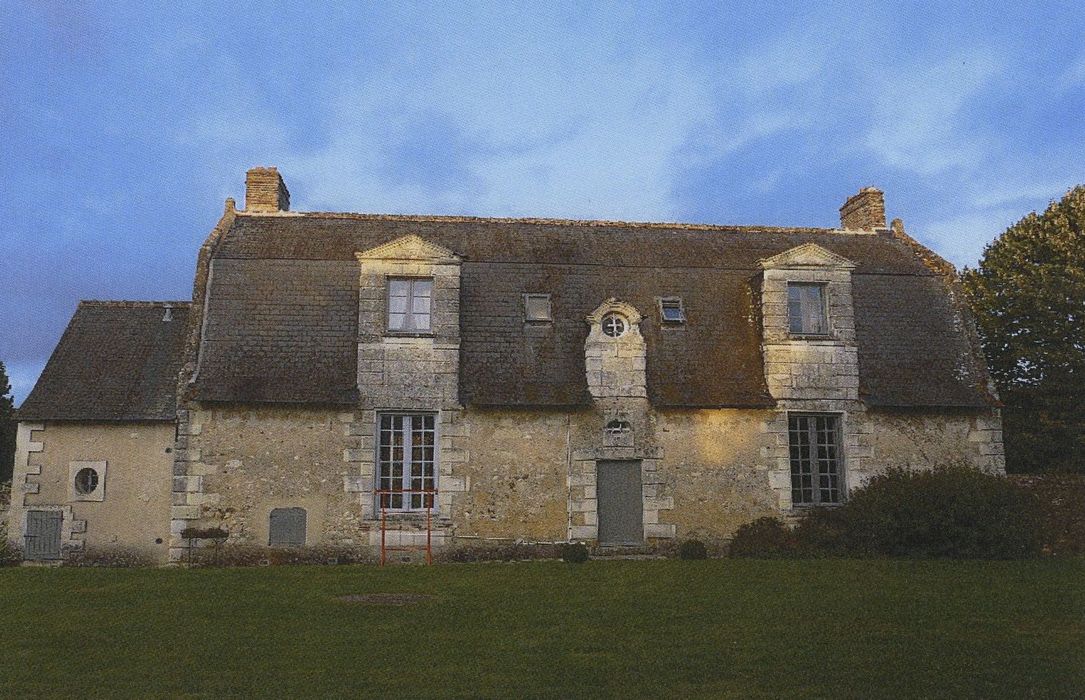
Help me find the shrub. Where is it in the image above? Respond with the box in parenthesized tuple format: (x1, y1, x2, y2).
(678, 539, 708, 560)
(826, 466, 1042, 558)
(561, 542, 589, 563)
(730, 467, 1043, 559)
(729, 517, 796, 558)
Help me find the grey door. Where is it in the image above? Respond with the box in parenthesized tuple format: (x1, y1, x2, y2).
(269, 507, 307, 547)
(25, 510, 63, 560)
(597, 460, 643, 545)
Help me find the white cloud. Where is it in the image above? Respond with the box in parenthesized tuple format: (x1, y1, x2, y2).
(863, 50, 1001, 175)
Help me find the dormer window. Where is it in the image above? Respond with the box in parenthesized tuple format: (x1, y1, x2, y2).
(601, 313, 627, 338)
(659, 297, 685, 324)
(787, 283, 828, 336)
(524, 294, 552, 322)
(387, 278, 432, 332)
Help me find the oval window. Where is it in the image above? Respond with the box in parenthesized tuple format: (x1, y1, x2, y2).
(601, 313, 627, 338)
(74, 467, 99, 495)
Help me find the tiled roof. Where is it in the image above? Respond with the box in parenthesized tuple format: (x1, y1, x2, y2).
(18, 301, 189, 421)
(188, 213, 994, 409)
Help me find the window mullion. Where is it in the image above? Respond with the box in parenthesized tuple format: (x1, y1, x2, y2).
(807, 418, 820, 505)
(401, 416, 413, 508)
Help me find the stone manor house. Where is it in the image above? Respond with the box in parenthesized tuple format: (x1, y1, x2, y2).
(10, 168, 1004, 563)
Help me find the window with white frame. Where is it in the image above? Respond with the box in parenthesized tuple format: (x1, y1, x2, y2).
(788, 414, 843, 506)
(387, 278, 433, 332)
(377, 413, 437, 510)
(787, 283, 828, 335)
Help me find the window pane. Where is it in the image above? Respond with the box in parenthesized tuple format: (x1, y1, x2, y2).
(788, 285, 804, 334)
(412, 313, 431, 331)
(789, 414, 841, 505)
(661, 299, 684, 322)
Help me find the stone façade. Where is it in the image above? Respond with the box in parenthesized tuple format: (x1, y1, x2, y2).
(10, 169, 1005, 563)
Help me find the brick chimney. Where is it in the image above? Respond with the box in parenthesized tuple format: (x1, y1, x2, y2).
(839, 187, 886, 230)
(245, 167, 290, 212)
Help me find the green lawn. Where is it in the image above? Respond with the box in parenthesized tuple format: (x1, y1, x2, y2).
(1, 559, 1082, 699)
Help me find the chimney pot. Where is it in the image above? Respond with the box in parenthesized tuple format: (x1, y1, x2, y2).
(245, 167, 290, 212)
(839, 187, 886, 230)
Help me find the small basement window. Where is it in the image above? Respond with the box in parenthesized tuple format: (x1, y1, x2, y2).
(659, 297, 685, 324)
(523, 293, 552, 322)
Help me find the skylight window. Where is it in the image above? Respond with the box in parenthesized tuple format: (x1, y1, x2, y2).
(524, 293, 552, 322)
(659, 297, 685, 324)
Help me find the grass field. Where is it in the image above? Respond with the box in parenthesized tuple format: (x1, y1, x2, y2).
(1, 559, 1082, 698)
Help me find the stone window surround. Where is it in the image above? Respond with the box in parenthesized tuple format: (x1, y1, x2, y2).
(764, 405, 865, 512)
(567, 445, 675, 543)
(343, 408, 469, 525)
(69, 460, 107, 502)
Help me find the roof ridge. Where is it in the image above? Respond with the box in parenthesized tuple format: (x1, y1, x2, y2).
(235, 209, 869, 235)
(78, 300, 191, 307)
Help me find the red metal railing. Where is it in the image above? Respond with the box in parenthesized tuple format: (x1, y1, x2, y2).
(375, 488, 438, 566)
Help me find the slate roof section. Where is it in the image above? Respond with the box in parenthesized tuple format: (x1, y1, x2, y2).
(187, 212, 995, 409)
(18, 301, 189, 421)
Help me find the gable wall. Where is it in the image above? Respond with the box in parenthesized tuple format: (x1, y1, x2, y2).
(6, 422, 173, 562)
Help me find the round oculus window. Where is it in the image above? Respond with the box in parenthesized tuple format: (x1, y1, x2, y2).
(601, 313, 627, 338)
(74, 467, 99, 495)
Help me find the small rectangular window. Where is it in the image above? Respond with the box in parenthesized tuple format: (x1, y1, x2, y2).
(659, 297, 685, 323)
(787, 283, 828, 335)
(524, 294, 552, 322)
(388, 278, 432, 332)
(788, 414, 843, 506)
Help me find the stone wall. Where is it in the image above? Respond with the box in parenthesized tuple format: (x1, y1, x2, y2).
(180, 406, 362, 551)
(6, 421, 174, 561)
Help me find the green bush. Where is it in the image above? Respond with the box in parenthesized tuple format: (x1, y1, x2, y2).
(824, 466, 1041, 558)
(561, 542, 589, 563)
(678, 539, 708, 560)
(730, 467, 1043, 559)
(729, 517, 796, 558)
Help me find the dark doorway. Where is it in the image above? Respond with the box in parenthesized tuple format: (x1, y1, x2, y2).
(596, 460, 643, 545)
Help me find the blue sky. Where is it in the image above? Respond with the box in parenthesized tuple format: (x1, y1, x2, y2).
(2, 2, 1083, 405)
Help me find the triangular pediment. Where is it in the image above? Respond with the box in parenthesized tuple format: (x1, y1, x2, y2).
(759, 243, 856, 270)
(355, 235, 460, 262)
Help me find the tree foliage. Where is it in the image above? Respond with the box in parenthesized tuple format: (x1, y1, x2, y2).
(0, 361, 15, 483)
(962, 186, 1085, 473)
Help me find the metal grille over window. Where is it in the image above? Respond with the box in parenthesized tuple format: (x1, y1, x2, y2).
(788, 414, 842, 505)
(601, 313, 627, 337)
(387, 278, 433, 332)
(74, 467, 99, 495)
(659, 298, 685, 323)
(378, 413, 436, 510)
(524, 293, 552, 322)
(605, 419, 631, 436)
(787, 283, 828, 335)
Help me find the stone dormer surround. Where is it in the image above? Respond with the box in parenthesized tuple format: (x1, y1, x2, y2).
(347, 235, 469, 526)
(568, 299, 675, 543)
(758, 243, 870, 509)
